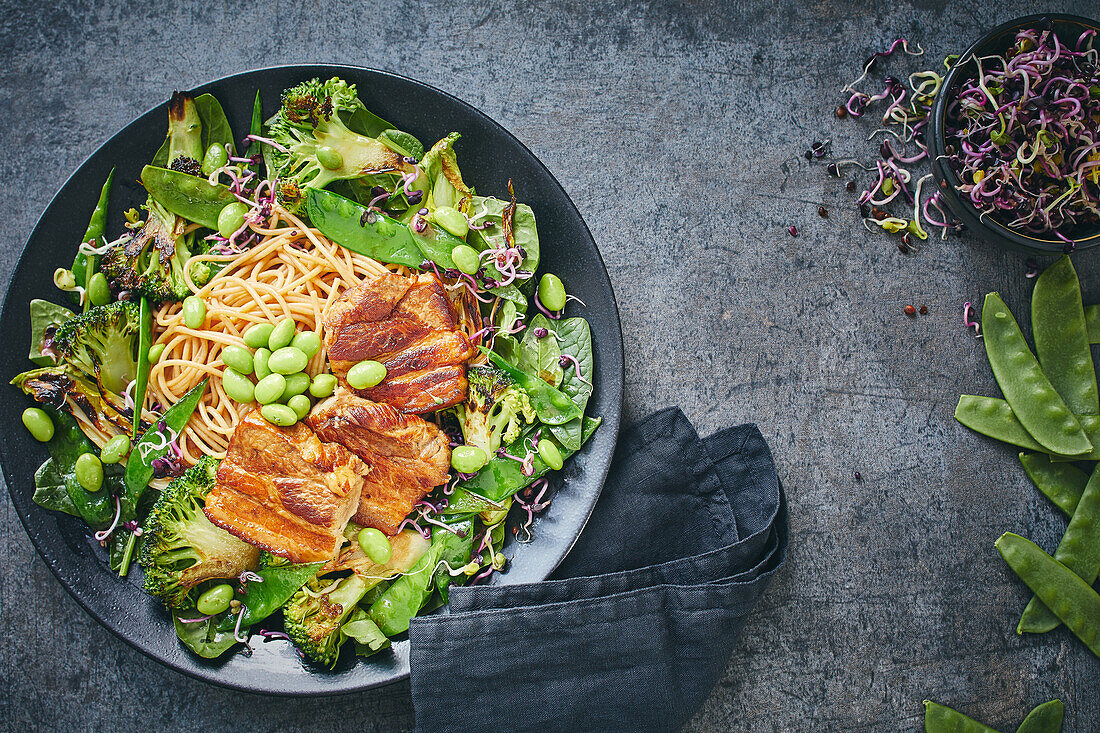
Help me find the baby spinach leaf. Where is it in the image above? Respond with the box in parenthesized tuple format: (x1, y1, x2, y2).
(41, 407, 116, 529)
(467, 195, 540, 275)
(484, 348, 579, 425)
(549, 318, 594, 450)
(378, 129, 425, 162)
(29, 300, 74, 366)
(174, 610, 240, 659)
(236, 560, 324, 627)
(347, 105, 397, 139)
(33, 458, 78, 516)
(342, 608, 390, 657)
(517, 314, 563, 386)
(193, 93, 236, 156)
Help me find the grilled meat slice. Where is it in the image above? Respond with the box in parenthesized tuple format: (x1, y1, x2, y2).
(204, 409, 368, 563)
(307, 389, 451, 535)
(322, 271, 475, 413)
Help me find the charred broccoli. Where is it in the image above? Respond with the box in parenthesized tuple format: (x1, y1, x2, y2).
(51, 301, 139, 396)
(455, 365, 536, 456)
(165, 91, 203, 174)
(139, 457, 260, 609)
(283, 573, 369, 668)
(11, 365, 132, 435)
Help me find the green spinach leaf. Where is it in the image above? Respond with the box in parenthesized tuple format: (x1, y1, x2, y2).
(517, 313, 563, 386)
(33, 458, 78, 516)
(549, 318, 594, 450)
(28, 299, 74, 366)
(174, 610, 240, 659)
(193, 93, 236, 156)
(341, 608, 390, 657)
(467, 195, 540, 277)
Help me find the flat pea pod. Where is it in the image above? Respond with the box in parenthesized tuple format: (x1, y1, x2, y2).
(1015, 700, 1063, 733)
(981, 293, 1090, 455)
(100, 434, 130, 464)
(1085, 303, 1100, 344)
(220, 345, 253, 375)
(537, 438, 564, 470)
(182, 296, 206, 329)
(1032, 256, 1098, 415)
(357, 528, 392, 564)
(139, 165, 236, 231)
(132, 297, 153, 440)
(72, 168, 114, 312)
(996, 532, 1100, 657)
(1018, 463, 1100, 634)
(290, 330, 321, 358)
(281, 372, 311, 400)
(254, 374, 286, 405)
(147, 343, 166, 364)
(201, 143, 229, 176)
(87, 273, 111, 306)
(922, 700, 1000, 732)
(287, 394, 311, 420)
(537, 273, 567, 312)
(261, 403, 297, 427)
(253, 347, 272, 381)
(347, 360, 387, 389)
(309, 373, 337, 398)
(196, 583, 234, 615)
(75, 453, 104, 493)
(955, 396, 1100, 460)
(221, 368, 255, 404)
(1019, 452, 1087, 517)
(243, 323, 274, 348)
(268, 346, 308, 375)
(451, 445, 488, 473)
(22, 407, 54, 442)
(217, 201, 249, 238)
(268, 317, 295, 351)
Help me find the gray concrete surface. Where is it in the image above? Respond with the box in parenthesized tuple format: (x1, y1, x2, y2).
(2, 1, 1098, 730)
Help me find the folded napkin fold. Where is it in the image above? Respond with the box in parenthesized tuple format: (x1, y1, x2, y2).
(410, 407, 788, 732)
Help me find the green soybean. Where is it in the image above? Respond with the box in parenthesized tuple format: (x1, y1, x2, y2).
(281, 372, 311, 400)
(243, 323, 274, 348)
(217, 201, 249, 238)
(316, 146, 344, 171)
(291, 330, 322, 358)
(21, 407, 54, 442)
(254, 373, 287, 405)
(537, 438, 564, 470)
(202, 143, 229, 176)
(432, 206, 469, 238)
(347, 360, 387, 389)
(451, 445, 488, 473)
(147, 343, 166, 364)
(254, 347, 272, 381)
(196, 583, 234, 615)
(100, 434, 130, 464)
(1019, 463, 1100, 634)
(268, 346, 308, 375)
(75, 452, 104, 493)
(537, 273, 567, 312)
(922, 700, 1000, 732)
(287, 394, 311, 420)
(182, 296, 206, 329)
(87, 272, 111, 306)
(1019, 452, 1088, 517)
(268, 317, 295, 350)
(220, 345, 253, 375)
(1032, 256, 1098, 415)
(357, 527, 392, 564)
(261, 403, 298, 427)
(451, 244, 480, 275)
(981, 293, 1090, 456)
(309, 373, 337, 398)
(997, 532, 1100, 657)
(222, 368, 255, 404)
(1015, 700, 1064, 733)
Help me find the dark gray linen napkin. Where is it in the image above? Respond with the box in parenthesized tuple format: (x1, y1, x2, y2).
(409, 407, 788, 732)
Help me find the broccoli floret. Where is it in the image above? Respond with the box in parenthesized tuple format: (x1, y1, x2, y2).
(268, 77, 411, 213)
(101, 196, 201, 302)
(455, 365, 536, 456)
(51, 301, 139, 396)
(138, 457, 260, 609)
(284, 573, 369, 668)
(166, 91, 203, 173)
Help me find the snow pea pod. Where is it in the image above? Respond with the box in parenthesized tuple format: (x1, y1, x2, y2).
(1085, 304, 1100, 344)
(140, 165, 236, 230)
(1014, 699, 1063, 733)
(1018, 463, 1100, 634)
(922, 700, 1001, 732)
(1019, 452, 1087, 517)
(72, 168, 114, 312)
(245, 90, 263, 167)
(482, 348, 582, 425)
(1032, 257, 1097, 414)
(955, 396, 1100, 459)
(981, 293, 1090, 455)
(996, 532, 1100, 657)
(132, 297, 152, 440)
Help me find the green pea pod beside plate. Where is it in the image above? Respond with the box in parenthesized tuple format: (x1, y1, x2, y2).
(1019, 452, 1088, 518)
(1014, 700, 1063, 733)
(922, 700, 1001, 732)
(1031, 256, 1098, 415)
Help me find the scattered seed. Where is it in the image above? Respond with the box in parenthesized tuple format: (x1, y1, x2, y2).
(836, 106, 848, 118)
(804, 150, 814, 160)
(788, 225, 798, 236)
(854, 471, 862, 480)
(919, 305, 928, 315)
(818, 206, 829, 218)
(904, 305, 917, 316)
(846, 180, 856, 191)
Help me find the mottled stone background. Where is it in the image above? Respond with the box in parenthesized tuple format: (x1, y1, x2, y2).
(1, 1, 1098, 730)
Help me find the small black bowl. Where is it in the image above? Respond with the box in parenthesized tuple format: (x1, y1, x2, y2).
(927, 13, 1100, 255)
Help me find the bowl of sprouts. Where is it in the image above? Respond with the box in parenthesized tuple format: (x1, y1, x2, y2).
(927, 14, 1100, 254)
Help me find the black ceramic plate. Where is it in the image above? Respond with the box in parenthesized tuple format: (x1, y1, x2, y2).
(0, 65, 623, 695)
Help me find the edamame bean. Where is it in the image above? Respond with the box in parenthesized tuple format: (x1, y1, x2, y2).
(254, 373, 287, 405)
(21, 407, 54, 442)
(432, 206, 469, 238)
(268, 317, 295, 350)
(220, 345, 254, 375)
(222, 368, 255, 404)
(254, 348, 272, 381)
(451, 445, 488, 473)
(182, 296, 206, 329)
(451, 244, 480, 275)
(982, 293, 1091, 456)
(357, 527, 392, 564)
(291, 330, 322, 358)
(201, 143, 229, 176)
(268, 346, 308, 375)
(100, 434, 130, 464)
(537, 273, 567, 312)
(196, 583, 235, 615)
(996, 532, 1100, 657)
(75, 452, 103, 492)
(1032, 256, 1098, 415)
(922, 701, 999, 733)
(261, 402, 298, 427)
(347, 360, 387, 389)
(87, 272, 111, 306)
(147, 343, 166, 364)
(316, 146, 344, 171)
(288, 394, 311, 420)
(281, 372, 311, 400)
(243, 323, 274, 348)
(217, 201, 250, 238)
(309, 373, 337, 398)
(537, 438, 564, 470)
